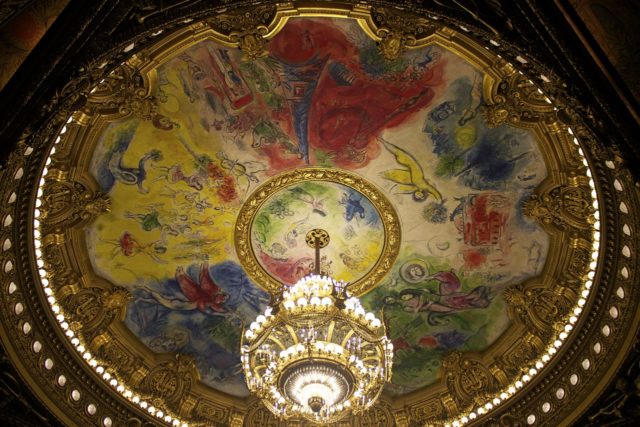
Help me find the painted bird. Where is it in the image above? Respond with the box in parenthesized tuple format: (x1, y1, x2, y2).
(378, 137, 443, 203)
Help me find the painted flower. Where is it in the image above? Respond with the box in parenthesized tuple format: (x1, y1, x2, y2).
(207, 162, 225, 180)
(423, 201, 448, 223)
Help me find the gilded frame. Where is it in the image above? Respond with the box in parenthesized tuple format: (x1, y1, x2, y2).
(0, 2, 636, 427)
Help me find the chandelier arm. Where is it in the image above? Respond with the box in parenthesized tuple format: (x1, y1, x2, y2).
(284, 324, 301, 344)
(339, 329, 355, 348)
(333, 314, 389, 342)
(280, 312, 338, 330)
(247, 328, 287, 352)
(360, 355, 385, 363)
(326, 319, 336, 342)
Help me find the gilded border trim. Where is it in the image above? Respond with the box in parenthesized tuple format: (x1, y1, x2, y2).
(234, 167, 401, 296)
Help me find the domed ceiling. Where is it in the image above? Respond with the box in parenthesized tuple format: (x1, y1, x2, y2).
(0, 2, 638, 427)
(84, 17, 549, 398)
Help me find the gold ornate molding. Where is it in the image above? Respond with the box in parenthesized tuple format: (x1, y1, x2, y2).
(482, 68, 555, 128)
(135, 354, 199, 412)
(241, 398, 396, 426)
(79, 62, 177, 129)
(504, 284, 574, 340)
(244, 400, 279, 427)
(371, 6, 440, 60)
(39, 176, 110, 234)
(442, 351, 501, 411)
(37, 9, 599, 425)
(234, 167, 401, 296)
(494, 333, 544, 377)
(58, 285, 129, 342)
(207, 5, 275, 60)
(0, 4, 632, 427)
(523, 184, 596, 233)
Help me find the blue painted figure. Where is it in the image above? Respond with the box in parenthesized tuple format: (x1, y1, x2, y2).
(340, 191, 365, 221)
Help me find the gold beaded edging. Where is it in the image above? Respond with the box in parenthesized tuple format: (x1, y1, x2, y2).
(234, 167, 401, 297)
(3, 4, 624, 425)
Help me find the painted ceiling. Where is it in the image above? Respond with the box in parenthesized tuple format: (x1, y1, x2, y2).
(6, 2, 639, 426)
(84, 17, 549, 398)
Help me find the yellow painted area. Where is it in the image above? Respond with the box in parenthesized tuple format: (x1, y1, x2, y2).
(90, 119, 241, 285)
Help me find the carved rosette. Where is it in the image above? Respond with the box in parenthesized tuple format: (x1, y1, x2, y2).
(523, 183, 595, 236)
(207, 5, 276, 60)
(482, 71, 555, 128)
(371, 7, 440, 60)
(442, 352, 500, 410)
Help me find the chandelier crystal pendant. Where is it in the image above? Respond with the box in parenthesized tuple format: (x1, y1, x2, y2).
(241, 229, 393, 423)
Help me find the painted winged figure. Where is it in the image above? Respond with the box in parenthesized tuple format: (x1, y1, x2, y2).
(379, 136, 443, 202)
(383, 270, 491, 325)
(137, 263, 228, 314)
(288, 187, 327, 216)
(175, 263, 228, 312)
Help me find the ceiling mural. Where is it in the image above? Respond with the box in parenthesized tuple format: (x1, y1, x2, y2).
(247, 175, 388, 287)
(85, 17, 548, 397)
(4, 2, 636, 426)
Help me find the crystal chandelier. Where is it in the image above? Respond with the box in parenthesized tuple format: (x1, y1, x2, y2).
(241, 230, 393, 423)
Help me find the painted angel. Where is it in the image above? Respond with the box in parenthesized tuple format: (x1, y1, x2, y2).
(378, 136, 443, 202)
